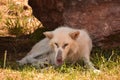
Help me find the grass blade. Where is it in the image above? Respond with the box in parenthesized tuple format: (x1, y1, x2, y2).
(3, 50, 7, 68)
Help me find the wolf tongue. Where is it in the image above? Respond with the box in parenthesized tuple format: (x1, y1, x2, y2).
(57, 58, 62, 64)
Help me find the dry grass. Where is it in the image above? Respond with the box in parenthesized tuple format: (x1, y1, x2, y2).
(0, 63, 120, 80)
(0, 0, 41, 37)
(0, 48, 120, 80)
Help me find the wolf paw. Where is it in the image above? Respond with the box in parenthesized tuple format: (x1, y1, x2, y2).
(93, 69, 101, 74)
(16, 59, 27, 66)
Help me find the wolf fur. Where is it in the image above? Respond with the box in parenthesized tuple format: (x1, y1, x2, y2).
(17, 38, 55, 67)
(18, 26, 100, 72)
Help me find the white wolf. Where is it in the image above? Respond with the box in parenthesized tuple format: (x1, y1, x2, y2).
(18, 26, 100, 72)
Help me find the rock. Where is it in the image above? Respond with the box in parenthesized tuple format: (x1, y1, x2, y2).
(28, 0, 120, 48)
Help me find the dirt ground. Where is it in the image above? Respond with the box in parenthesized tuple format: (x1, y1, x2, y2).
(0, 37, 34, 67)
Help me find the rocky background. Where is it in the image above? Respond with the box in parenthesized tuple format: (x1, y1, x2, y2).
(29, 0, 120, 48)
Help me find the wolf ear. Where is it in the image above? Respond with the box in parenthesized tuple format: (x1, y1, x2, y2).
(69, 31, 80, 40)
(43, 32, 53, 39)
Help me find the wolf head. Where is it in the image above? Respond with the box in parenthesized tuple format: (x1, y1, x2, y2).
(43, 27, 80, 66)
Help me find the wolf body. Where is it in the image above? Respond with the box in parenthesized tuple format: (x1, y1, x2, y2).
(18, 38, 55, 67)
(18, 26, 100, 72)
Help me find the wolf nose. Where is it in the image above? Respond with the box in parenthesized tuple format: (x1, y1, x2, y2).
(58, 50, 62, 55)
(56, 50, 63, 65)
(57, 50, 62, 58)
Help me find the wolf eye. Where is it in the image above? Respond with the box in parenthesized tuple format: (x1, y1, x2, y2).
(62, 43, 69, 49)
(55, 43, 59, 48)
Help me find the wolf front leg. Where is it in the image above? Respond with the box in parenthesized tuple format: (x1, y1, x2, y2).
(82, 57, 101, 73)
(81, 47, 101, 73)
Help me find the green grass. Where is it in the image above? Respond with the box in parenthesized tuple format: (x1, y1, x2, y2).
(0, 48, 120, 80)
